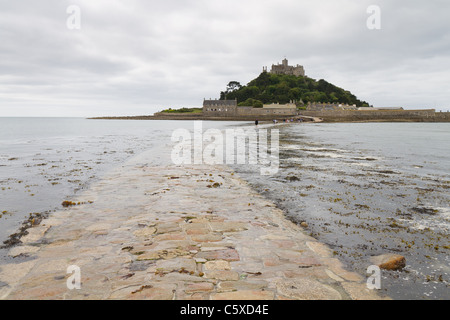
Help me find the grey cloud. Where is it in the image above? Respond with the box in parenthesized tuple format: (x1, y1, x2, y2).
(0, 0, 449, 117)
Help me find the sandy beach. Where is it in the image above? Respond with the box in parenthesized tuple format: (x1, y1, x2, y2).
(0, 150, 384, 300)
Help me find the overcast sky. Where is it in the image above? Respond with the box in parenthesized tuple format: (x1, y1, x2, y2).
(0, 0, 449, 117)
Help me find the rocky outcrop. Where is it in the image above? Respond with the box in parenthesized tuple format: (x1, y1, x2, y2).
(370, 254, 406, 271)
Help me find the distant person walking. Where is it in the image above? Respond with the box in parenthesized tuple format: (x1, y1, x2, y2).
(255, 120, 259, 126)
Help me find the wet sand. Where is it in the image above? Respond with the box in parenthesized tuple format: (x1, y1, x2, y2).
(0, 151, 384, 300)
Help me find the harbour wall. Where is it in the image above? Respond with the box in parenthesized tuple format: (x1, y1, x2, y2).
(91, 109, 450, 122)
(299, 109, 450, 122)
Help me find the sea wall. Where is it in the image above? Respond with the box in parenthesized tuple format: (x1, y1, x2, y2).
(202, 107, 296, 117)
(236, 107, 296, 116)
(299, 109, 450, 122)
(433, 111, 450, 121)
(118, 112, 298, 121)
(91, 109, 450, 122)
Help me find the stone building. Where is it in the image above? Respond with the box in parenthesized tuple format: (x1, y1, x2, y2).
(306, 102, 357, 111)
(358, 107, 403, 111)
(203, 99, 297, 117)
(203, 99, 237, 116)
(264, 58, 305, 77)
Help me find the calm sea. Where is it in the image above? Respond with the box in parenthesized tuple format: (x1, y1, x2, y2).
(0, 118, 448, 299)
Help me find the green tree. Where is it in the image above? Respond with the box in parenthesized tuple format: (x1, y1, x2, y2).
(219, 72, 370, 107)
(226, 81, 242, 94)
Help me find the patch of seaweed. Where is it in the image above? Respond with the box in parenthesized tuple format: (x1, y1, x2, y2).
(1, 211, 50, 249)
(411, 207, 439, 215)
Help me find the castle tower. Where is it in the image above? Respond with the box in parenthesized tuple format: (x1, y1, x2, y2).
(269, 58, 305, 77)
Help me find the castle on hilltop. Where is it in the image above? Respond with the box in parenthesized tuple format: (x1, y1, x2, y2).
(263, 58, 305, 77)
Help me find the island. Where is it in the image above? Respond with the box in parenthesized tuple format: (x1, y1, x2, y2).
(90, 59, 450, 122)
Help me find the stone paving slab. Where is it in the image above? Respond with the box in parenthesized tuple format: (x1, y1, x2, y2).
(0, 160, 386, 300)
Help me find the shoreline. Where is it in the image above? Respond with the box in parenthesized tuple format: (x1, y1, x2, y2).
(87, 110, 450, 123)
(0, 152, 385, 300)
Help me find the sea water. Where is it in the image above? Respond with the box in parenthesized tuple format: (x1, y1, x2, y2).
(232, 122, 450, 300)
(0, 118, 237, 261)
(1, 118, 448, 299)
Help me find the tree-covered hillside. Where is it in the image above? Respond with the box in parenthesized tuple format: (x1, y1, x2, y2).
(220, 71, 371, 108)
